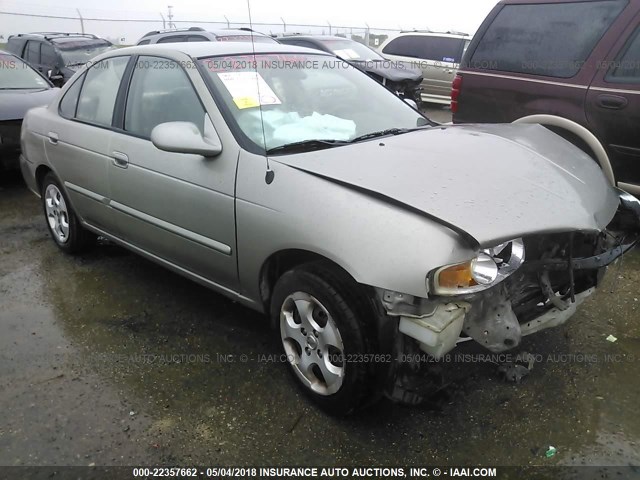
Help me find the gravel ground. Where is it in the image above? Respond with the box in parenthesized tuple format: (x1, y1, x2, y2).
(1, 165, 639, 473)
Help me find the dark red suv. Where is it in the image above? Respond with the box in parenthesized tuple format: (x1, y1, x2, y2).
(453, 0, 640, 197)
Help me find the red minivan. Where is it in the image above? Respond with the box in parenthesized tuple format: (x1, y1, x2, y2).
(453, 0, 640, 197)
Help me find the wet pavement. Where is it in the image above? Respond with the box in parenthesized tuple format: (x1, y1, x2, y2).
(1, 171, 639, 471)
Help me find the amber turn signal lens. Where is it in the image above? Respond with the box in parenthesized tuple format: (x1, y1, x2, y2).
(436, 262, 478, 289)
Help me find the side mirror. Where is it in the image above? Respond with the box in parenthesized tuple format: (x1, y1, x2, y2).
(404, 98, 418, 109)
(151, 121, 222, 157)
(47, 70, 64, 85)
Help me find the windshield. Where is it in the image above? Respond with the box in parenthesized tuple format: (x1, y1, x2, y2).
(56, 40, 114, 66)
(0, 54, 50, 89)
(198, 53, 425, 153)
(318, 39, 384, 61)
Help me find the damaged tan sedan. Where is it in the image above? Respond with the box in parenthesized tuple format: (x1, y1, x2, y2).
(19, 42, 640, 414)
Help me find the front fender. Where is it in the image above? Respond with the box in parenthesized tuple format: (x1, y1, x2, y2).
(235, 151, 475, 303)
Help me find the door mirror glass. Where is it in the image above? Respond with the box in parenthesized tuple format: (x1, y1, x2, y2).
(151, 121, 222, 157)
(404, 98, 418, 109)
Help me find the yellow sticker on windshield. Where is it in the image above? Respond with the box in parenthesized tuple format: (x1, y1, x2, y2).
(233, 96, 260, 109)
(217, 71, 282, 110)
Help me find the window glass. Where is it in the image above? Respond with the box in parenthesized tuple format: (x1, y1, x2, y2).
(157, 35, 186, 43)
(187, 35, 209, 42)
(76, 56, 129, 126)
(606, 27, 640, 83)
(59, 73, 85, 118)
(40, 43, 57, 66)
(318, 39, 384, 60)
(26, 41, 41, 64)
(124, 56, 205, 138)
(198, 53, 426, 152)
(137, 39, 151, 45)
(0, 54, 50, 89)
(420, 37, 465, 63)
(383, 35, 465, 62)
(382, 36, 422, 58)
(55, 39, 113, 67)
(470, 0, 627, 78)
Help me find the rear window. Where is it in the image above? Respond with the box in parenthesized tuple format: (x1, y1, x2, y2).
(382, 35, 466, 63)
(469, 0, 627, 78)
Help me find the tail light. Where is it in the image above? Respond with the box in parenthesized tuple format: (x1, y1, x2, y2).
(451, 74, 463, 114)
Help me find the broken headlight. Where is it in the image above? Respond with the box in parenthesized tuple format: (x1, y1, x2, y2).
(429, 238, 525, 295)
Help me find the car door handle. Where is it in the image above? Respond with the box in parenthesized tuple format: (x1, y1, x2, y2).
(596, 94, 628, 110)
(48, 132, 59, 145)
(112, 151, 129, 168)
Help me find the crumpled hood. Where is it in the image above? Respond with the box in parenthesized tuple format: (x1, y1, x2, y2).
(0, 88, 59, 121)
(350, 60, 423, 83)
(274, 124, 620, 247)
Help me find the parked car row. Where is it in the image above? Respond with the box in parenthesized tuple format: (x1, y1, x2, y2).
(1, 26, 466, 174)
(17, 40, 640, 414)
(4, 27, 470, 107)
(5, 32, 116, 86)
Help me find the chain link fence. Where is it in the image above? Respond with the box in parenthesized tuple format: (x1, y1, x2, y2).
(0, 4, 406, 48)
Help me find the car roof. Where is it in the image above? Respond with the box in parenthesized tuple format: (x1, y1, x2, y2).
(213, 28, 271, 37)
(9, 32, 102, 41)
(395, 31, 471, 39)
(279, 35, 355, 42)
(109, 41, 326, 59)
(142, 28, 272, 39)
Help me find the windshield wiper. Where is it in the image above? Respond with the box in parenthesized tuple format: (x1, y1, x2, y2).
(349, 128, 410, 143)
(349, 126, 432, 144)
(266, 139, 347, 155)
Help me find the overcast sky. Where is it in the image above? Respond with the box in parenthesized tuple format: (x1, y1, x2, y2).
(1, 0, 500, 43)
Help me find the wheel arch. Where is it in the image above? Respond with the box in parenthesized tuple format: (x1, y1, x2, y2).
(35, 164, 53, 194)
(258, 248, 363, 325)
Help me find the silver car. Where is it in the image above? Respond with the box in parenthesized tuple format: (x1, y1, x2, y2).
(379, 31, 471, 105)
(20, 42, 640, 414)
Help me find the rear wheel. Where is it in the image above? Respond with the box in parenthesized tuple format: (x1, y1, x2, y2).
(270, 263, 379, 415)
(42, 172, 95, 253)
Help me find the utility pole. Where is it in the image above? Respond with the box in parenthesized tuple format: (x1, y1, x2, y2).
(167, 5, 175, 29)
(76, 9, 85, 34)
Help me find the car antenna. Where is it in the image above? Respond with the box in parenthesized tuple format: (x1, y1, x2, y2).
(246, 0, 275, 185)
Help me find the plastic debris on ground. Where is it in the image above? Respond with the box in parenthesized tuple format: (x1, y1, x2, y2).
(545, 446, 557, 458)
(606, 334, 618, 343)
(497, 352, 536, 383)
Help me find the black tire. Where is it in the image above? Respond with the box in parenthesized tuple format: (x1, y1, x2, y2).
(41, 172, 96, 254)
(270, 262, 379, 415)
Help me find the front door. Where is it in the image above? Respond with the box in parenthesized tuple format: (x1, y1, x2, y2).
(108, 55, 239, 289)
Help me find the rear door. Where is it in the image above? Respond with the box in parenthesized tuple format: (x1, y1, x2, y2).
(586, 15, 640, 191)
(108, 55, 239, 288)
(44, 56, 130, 232)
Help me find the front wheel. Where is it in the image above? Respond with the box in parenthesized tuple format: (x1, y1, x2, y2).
(270, 263, 379, 415)
(42, 172, 95, 253)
